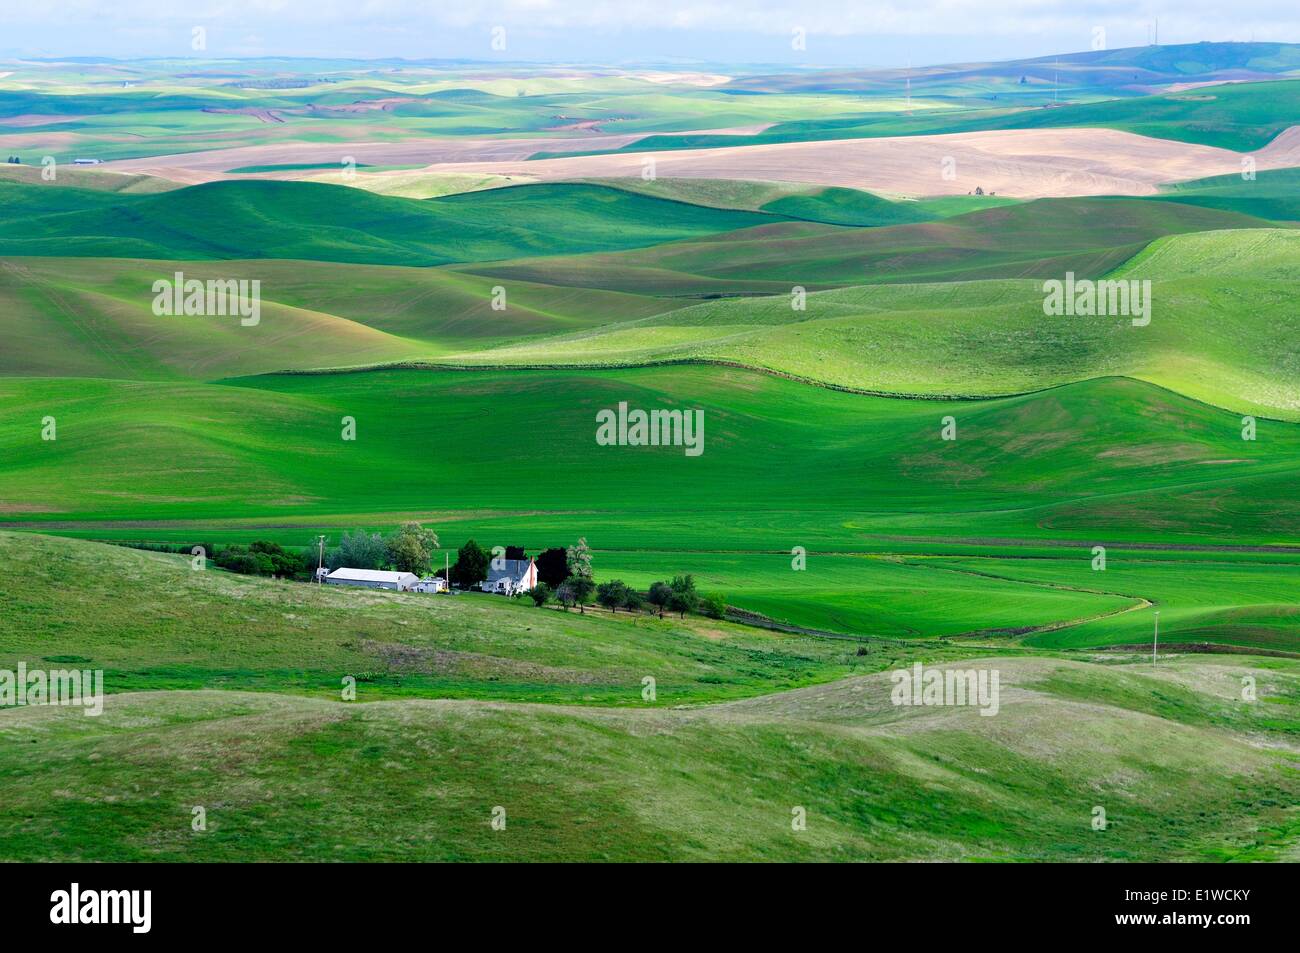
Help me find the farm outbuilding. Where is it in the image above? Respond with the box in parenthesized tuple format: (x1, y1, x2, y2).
(325, 568, 418, 591)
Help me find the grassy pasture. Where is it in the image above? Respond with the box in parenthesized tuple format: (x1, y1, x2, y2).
(1, 651, 1297, 861)
(595, 550, 1134, 638)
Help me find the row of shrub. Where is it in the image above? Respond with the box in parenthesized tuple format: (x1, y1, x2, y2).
(111, 540, 313, 579)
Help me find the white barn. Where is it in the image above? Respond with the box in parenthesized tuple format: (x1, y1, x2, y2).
(325, 568, 418, 591)
(412, 577, 448, 593)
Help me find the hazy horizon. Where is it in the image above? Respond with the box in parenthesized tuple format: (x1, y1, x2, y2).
(2, 1, 1298, 68)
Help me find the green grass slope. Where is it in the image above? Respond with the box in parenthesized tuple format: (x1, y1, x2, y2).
(0, 180, 782, 266)
(5, 368, 1296, 545)
(1110, 226, 1300, 280)
(926, 553, 1300, 652)
(2, 368, 1298, 648)
(758, 186, 939, 226)
(0, 162, 181, 193)
(0, 256, 672, 379)
(0, 531, 878, 703)
(3, 653, 1298, 861)
(581, 177, 991, 225)
(461, 229, 1300, 421)
(1155, 167, 1300, 223)
(464, 196, 1277, 294)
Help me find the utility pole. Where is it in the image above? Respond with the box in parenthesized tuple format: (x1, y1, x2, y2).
(316, 534, 326, 584)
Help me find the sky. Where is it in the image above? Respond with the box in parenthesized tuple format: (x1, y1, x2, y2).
(2, 1, 1298, 66)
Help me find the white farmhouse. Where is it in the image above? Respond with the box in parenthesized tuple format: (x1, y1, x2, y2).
(325, 568, 418, 591)
(481, 558, 539, 595)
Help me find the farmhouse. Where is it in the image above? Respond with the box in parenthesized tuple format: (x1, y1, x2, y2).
(325, 568, 418, 591)
(481, 558, 538, 595)
(412, 576, 447, 593)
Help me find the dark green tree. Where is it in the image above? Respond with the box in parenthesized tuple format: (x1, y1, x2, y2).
(451, 539, 490, 588)
(529, 581, 553, 607)
(329, 529, 387, 570)
(596, 579, 630, 612)
(535, 547, 570, 588)
(386, 521, 439, 575)
(569, 575, 595, 613)
(668, 574, 699, 618)
(647, 581, 673, 618)
(699, 593, 727, 619)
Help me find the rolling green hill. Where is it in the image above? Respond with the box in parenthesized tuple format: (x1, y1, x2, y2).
(463, 197, 1278, 294)
(0, 180, 783, 265)
(5, 368, 1294, 542)
(2, 207, 1296, 417)
(1155, 166, 1300, 222)
(2, 368, 1297, 646)
(1, 533, 1296, 861)
(4, 45, 1299, 868)
(0, 256, 672, 380)
(1110, 225, 1300, 279)
(0, 581, 1296, 861)
(461, 229, 1300, 421)
(583, 177, 1021, 220)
